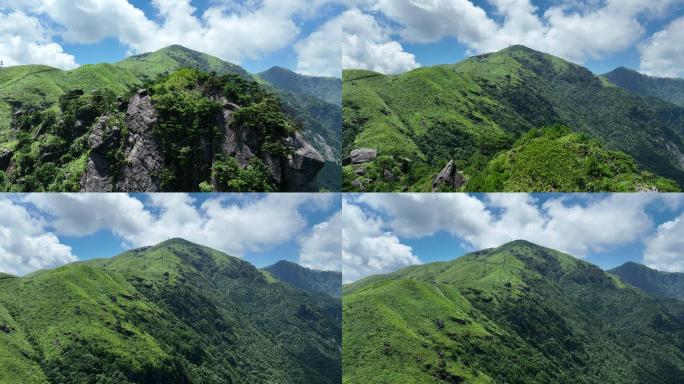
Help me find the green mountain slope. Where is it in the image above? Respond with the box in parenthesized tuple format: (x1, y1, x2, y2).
(343, 240, 684, 384)
(264, 260, 342, 298)
(1, 45, 339, 192)
(610, 262, 684, 301)
(0, 239, 341, 384)
(259, 66, 342, 106)
(342, 45, 684, 192)
(465, 125, 679, 192)
(604, 67, 684, 107)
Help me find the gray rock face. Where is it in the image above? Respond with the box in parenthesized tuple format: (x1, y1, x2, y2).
(81, 117, 118, 192)
(82, 90, 165, 192)
(282, 132, 325, 191)
(117, 90, 164, 192)
(350, 148, 377, 164)
(0, 149, 13, 171)
(222, 103, 258, 168)
(432, 160, 465, 192)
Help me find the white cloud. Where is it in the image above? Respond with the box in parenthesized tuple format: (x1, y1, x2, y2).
(296, 14, 342, 77)
(342, 199, 420, 283)
(25, 193, 333, 258)
(358, 193, 659, 259)
(639, 16, 684, 77)
(342, 8, 419, 74)
(299, 210, 342, 271)
(644, 214, 684, 272)
(0, 197, 76, 275)
(0, 10, 77, 69)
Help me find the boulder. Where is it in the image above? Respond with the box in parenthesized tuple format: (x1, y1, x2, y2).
(81, 117, 120, 192)
(282, 132, 325, 191)
(0, 149, 12, 171)
(432, 160, 465, 192)
(350, 148, 377, 164)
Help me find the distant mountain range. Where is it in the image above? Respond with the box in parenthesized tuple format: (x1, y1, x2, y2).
(264, 260, 342, 298)
(343, 45, 684, 192)
(0, 45, 341, 192)
(0, 239, 341, 384)
(610, 261, 684, 301)
(604, 67, 684, 108)
(343, 240, 684, 383)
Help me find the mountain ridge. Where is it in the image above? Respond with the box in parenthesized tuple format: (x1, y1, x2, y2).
(264, 260, 342, 298)
(343, 240, 684, 383)
(610, 261, 684, 301)
(0, 238, 342, 383)
(342, 44, 684, 192)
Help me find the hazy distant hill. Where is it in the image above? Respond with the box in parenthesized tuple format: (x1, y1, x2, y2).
(264, 260, 342, 297)
(344, 240, 684, 383)
(610, 261, 684, 301)
(0, 239, 341, 383)
(604, 67, 684, 107)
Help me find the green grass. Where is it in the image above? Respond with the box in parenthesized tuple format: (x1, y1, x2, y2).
(344, 240, 684, 383)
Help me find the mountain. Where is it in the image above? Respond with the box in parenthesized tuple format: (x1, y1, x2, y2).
(343, 240, 684, 383)
(259, 66, 342, 106)
(0, 239, 341, 384)
(258, 66, 343, 191)
(610, 262, 684, 301)
(0, 45, 340, 192)
(342, 45, 684, 192)
(604, 67, 684, 107)
(263, 260, 342, 298)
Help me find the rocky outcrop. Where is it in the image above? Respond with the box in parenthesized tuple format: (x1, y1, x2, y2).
(0, 150, 12, 171)
(81, 116, 118, 192)
(117, 89, 164, 192)
(81, 89, 325, 192)
(349, 148, 377, 164)
(221, 102, 324, 191)
(81, 89, 163, 192)
(282, 132, 325, 191)
(432, 160, 465, 192)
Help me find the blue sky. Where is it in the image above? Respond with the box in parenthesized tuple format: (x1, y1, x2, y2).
(343, 0, 684, 77)
(342, 193, 684, 282)
(0, 193, 341, 276)
(0, 0, 344, 76)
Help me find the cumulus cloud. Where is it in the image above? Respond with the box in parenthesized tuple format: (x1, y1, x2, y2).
(343, 0, 680, 72)
(639, 16, 684, 77)
(644, 214, 684, 272)
(0, 10, 77, 68)
(296, 14, 343, 77)
(342, 199, 420, 283)
(357, 193, 659, 258)
(0, 197, 76, 275)
(25, 193, 333, 258)
(299, 210, 342, 271)
(342, 8, 419, 74)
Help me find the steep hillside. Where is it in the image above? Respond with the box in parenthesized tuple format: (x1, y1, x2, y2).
(465, 125, 679, 192)
(264, 260, 342, 297)
(260, 66, 342, 106)
(0, 45, 339, 192)
(342, 45, 684, 192)
(604, 67, 684, 107)
(0, 239, 341, 384)
(610, 262, 684, 301)
(343, 241, 684, 383)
